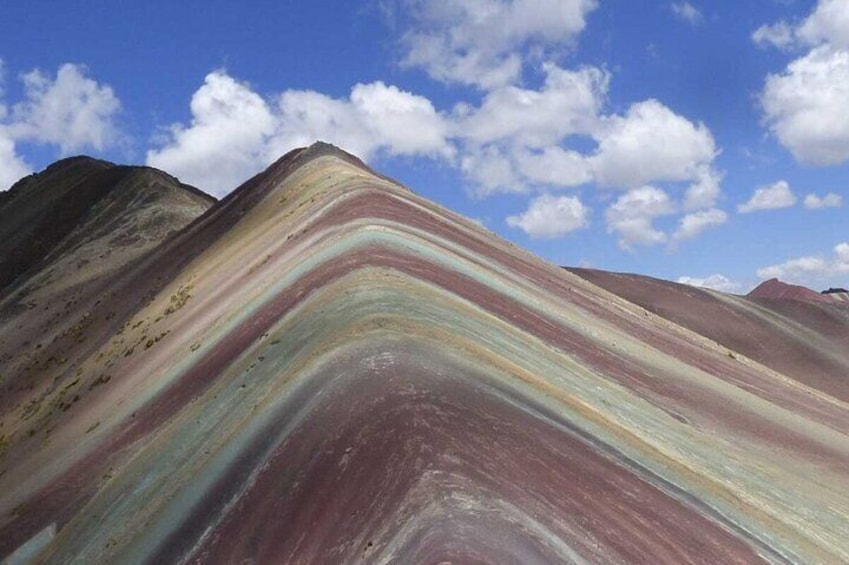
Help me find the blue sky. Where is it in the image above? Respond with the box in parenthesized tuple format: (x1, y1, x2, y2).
(1, 0, 848, 292)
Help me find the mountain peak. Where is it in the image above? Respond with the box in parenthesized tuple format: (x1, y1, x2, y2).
(2, 149, 849, 563)
(257, 141, 407, 193)
(747, 277, 832, 303)
(0, 159, 214, 293)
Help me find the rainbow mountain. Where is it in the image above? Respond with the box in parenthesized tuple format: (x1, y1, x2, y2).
(1, 143, 848, 563)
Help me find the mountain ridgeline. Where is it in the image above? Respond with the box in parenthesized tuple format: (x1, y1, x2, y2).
(1, 144, 848, 564)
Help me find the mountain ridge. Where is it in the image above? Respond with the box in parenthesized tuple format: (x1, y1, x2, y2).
(0, 156, 215, 294)
(1, 144, 848, 563)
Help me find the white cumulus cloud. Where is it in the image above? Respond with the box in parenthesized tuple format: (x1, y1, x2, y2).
(756, 1, 849, 165)
(0, 62, 121, 190)
(590, 99, 718, 190)
(761, 46, 849, 165)
(272, 81, 453, 162)
(673, 208, 727, 241)
(506, 193, 589, 238)
(400, 0, 598, 89)
(147, 71, 453, 196)
(10, 64, 121, 154)
(797, 0, 849, 49)
(752, 0, 849, 51)
(146, 72, 276, 196)
(459, 144, 525, 194)
(456, 64, 607, 148)
(605, 186, 675, 249)
(682, 166, 722, 210)
(677, 274, 741, 293)
(737, 180, 797, 213)
(453, 63, 608, 195)
(514, 146, 593, 187)
(804, 192, 843, 209)
(756, 242, 849, 286)
(456, 85, 722, 206)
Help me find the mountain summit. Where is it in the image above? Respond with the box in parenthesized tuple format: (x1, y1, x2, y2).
(1, 144, 849, 563)
(747, 277, 834, 303)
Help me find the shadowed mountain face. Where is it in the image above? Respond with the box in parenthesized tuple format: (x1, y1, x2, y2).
(0, 157, 214, 294)
(1, 144, 849, 564)
(0, 158, 215, 398)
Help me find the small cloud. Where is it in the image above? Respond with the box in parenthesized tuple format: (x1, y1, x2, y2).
(756, 242, 849, 285)
(683, 166, 722, 211)
(677, 274, 741, 293)
(605, 185, 674, 249)
(737, 180, 797, 213)
(752, 21, 796, 50)
(803, 192, 843, 209)
(578, 258, 594, 268)
(673, 208, 727, 241)
(670, 2, 703, 26)
(506, 193, 590, 239)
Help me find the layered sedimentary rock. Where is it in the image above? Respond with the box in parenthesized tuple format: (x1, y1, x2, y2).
(1, 144, 848, 563)
(569, 268, 849, 402)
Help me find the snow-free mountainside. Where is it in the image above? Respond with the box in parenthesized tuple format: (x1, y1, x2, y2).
(1, 144, 849, 564)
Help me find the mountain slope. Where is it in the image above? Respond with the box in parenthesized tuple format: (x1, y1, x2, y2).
(0, 157, 212, 293)
(568, 268, 849, 402)
(0, 158, 215, 436)
(1, 144, 848, 564)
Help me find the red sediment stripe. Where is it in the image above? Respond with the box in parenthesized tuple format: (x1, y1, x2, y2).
(177, 343, 770, 563)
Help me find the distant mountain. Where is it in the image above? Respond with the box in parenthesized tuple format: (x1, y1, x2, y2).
(2, 144, 849, 563)
(569, 268, 849, 402)
(747, 277, 834, 303)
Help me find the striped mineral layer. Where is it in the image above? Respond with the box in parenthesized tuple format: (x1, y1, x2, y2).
(1, 143, 848, 564)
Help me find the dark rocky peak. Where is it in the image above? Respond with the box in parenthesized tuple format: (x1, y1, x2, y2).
(822, 287, 848, 295)
(0, 157, 214, 294)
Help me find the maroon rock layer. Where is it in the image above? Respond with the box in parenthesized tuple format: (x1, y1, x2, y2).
(0, 144, 847, 563)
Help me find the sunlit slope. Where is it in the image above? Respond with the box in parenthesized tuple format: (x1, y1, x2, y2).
(2, 144, 848, 564)
(570, 268, 849, 402)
